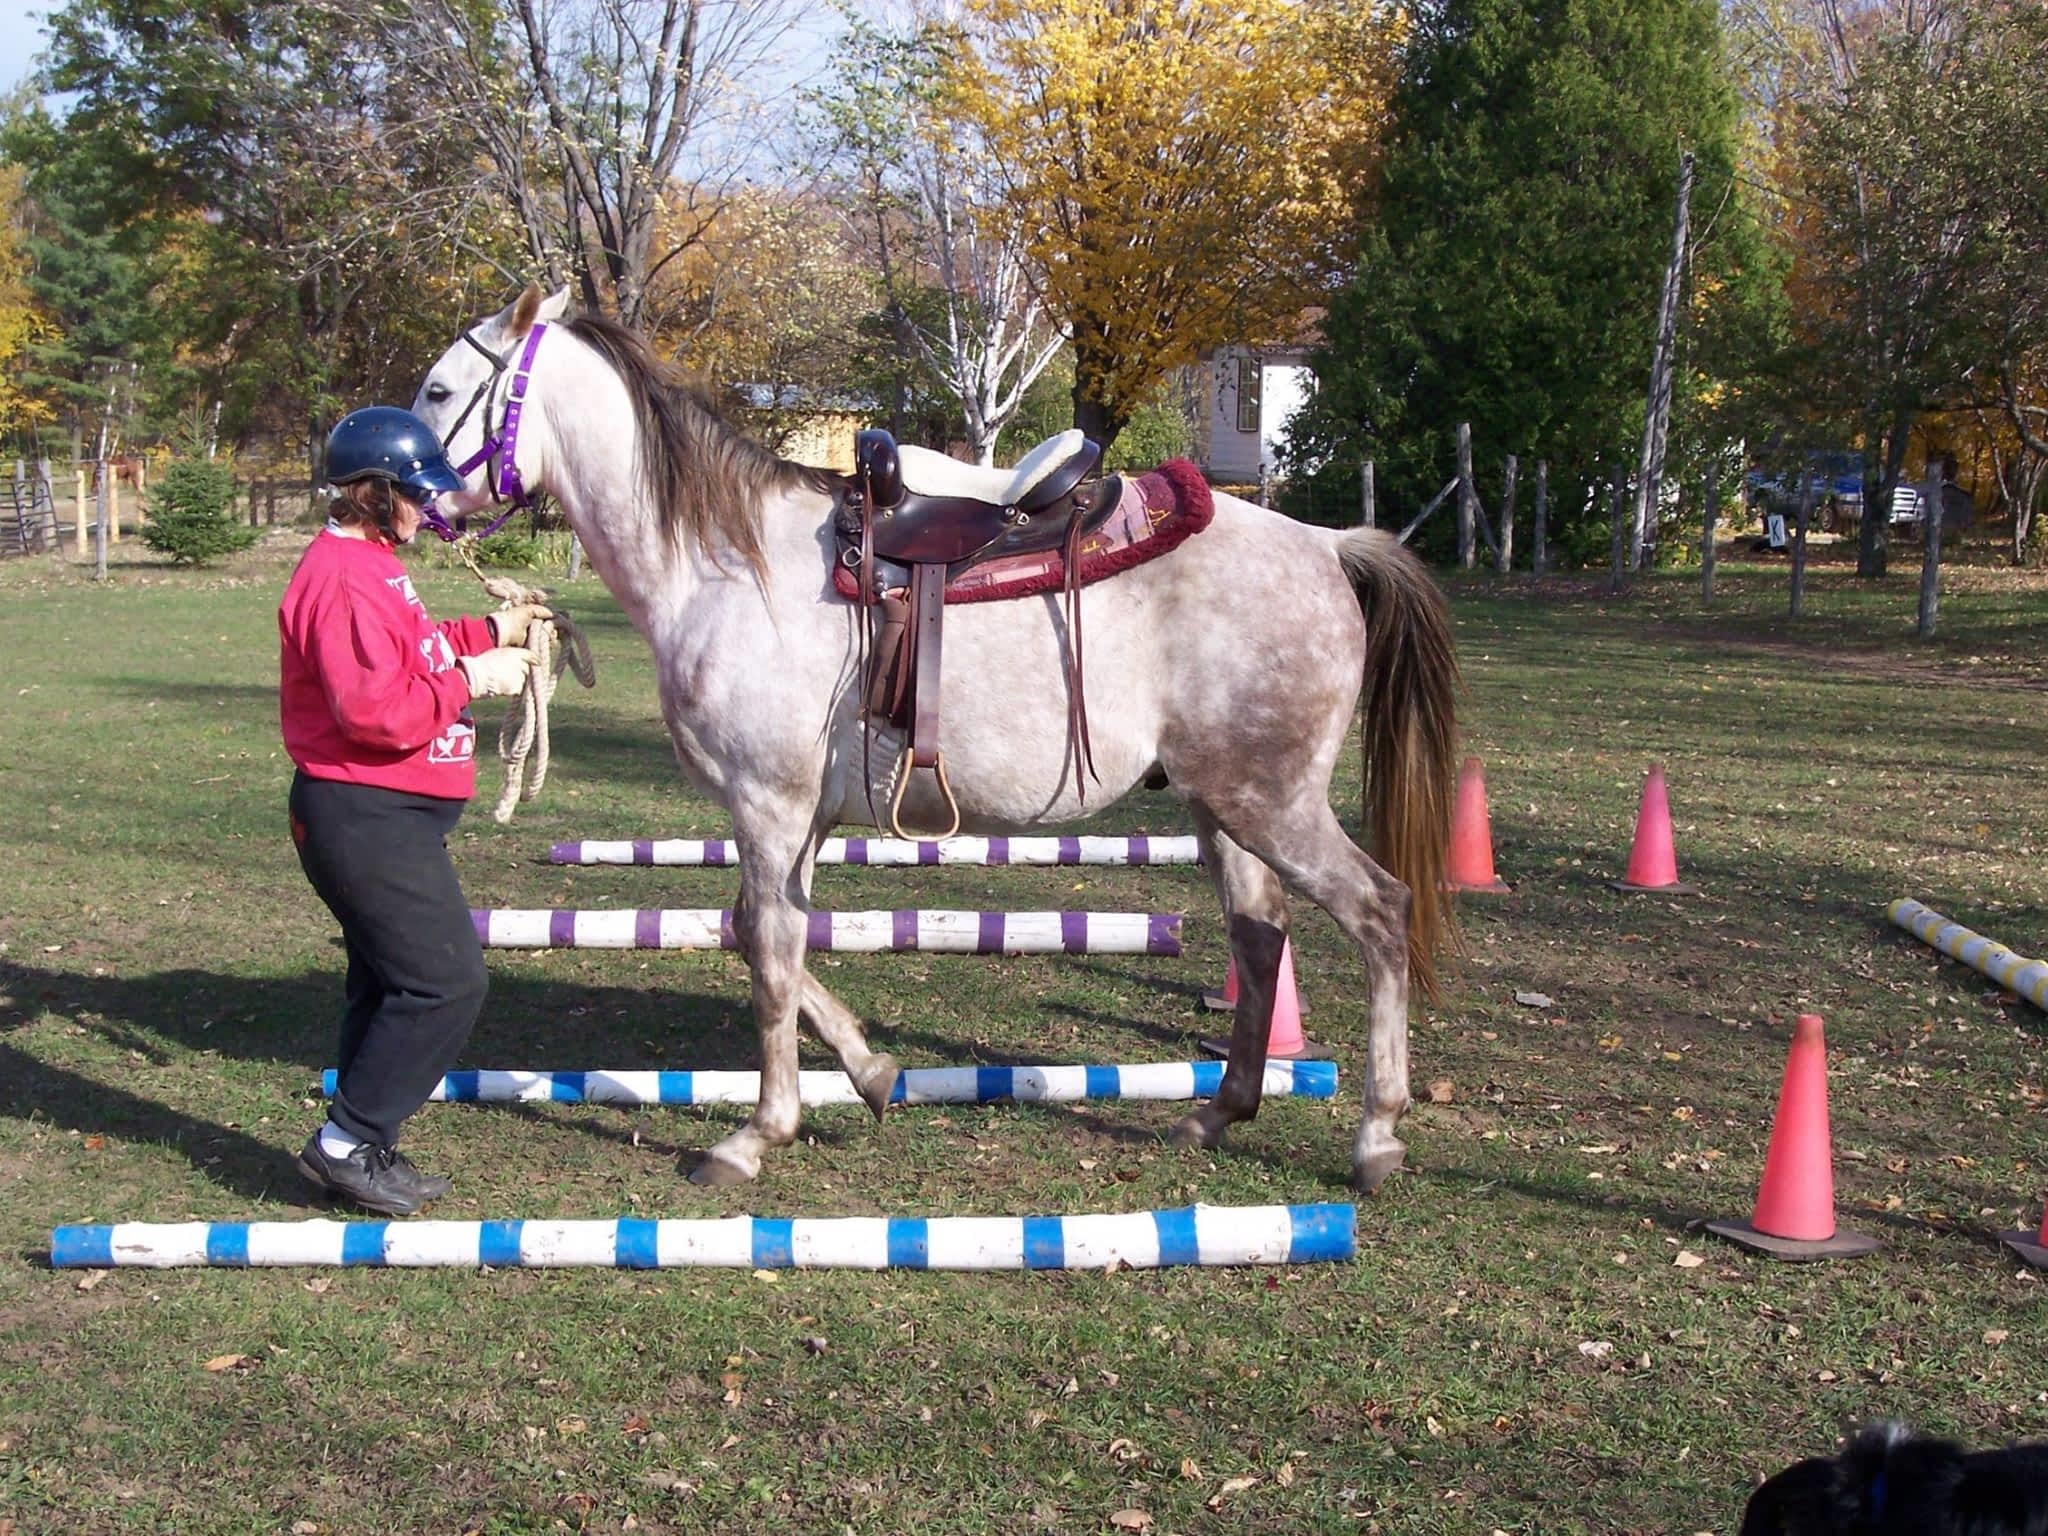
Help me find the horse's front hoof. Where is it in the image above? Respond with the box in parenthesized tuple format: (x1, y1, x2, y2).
(687, 1151, 758, 1187)
(854, 1054, 899, 1122)
(1353, 1142, 1406, 1194)
(1169, 1110, 1226, 1151)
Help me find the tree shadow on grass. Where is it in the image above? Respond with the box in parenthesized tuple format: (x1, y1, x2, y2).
(0, 958, 754, 1214)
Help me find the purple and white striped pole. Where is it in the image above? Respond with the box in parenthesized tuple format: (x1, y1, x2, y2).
(472, 908, 1182, 955)
(548, 835, 1203, 868)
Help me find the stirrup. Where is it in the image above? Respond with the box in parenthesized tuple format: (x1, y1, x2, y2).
(888, 746, 961, 841)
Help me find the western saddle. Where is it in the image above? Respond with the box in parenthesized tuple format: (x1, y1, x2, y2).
(836, 427, 1122, 837)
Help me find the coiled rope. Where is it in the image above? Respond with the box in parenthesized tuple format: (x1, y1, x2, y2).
(452, 539, 597, 823)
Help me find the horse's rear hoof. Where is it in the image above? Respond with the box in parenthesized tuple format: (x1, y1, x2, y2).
(854, 1054, 899, 1122)
(1353, 1144, 1406, 1194)
(1169, 1110, 1226, 1151)
(688, 1152, 756, 1187)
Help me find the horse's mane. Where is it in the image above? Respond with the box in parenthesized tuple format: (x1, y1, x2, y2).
(562, 313, 842, 575)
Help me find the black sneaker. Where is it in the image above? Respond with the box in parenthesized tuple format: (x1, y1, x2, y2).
(297, 1134, 452, 1217)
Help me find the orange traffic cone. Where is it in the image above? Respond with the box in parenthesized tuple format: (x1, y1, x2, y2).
(1200, 938, 1320, 1060)
(1608, 763, 1697, 894)
(1444, 756, 1511, 893)
(1706, 1014, 1878, 1260)
(1998, 1200, 2048, 1270)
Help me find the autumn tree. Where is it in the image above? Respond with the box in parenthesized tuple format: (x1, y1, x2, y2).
(949, 0, 1397, 447)
(812, 16, 1067, 464)
(1773, 1, 2024, 575)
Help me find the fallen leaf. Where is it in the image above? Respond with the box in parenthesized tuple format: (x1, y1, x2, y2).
(1108, 1437, 1142, 1465)
(751, 1269, 780, 1283)
(622, 1415, 652, 1437)
(75, 1269, 107, 1292)
(203, 1353, 255, 1373)
(1427, 1078, 1455, 1103)
(291, 1522, 318, 1535)
(1578, 1341, 1614, 1361)
(304, 1277, 331, 1295)
(801, 1335, 828, 1355)
(1180, 1457, 1202, 1480)
(1108, 1509, 1152, 1531)
(1206, 1475, 1260, 1511)
(1673, 1251, 1706, 1269)
(1816, 1370, 1839, 1384)
(641, 1473, 698, 1496)
(1578, 1144, 1619, 1156)
(1513, 991, 1554, 1009)
(1027, 1409, 1052, 1430)
(83, 1135, 106, 1150)
(556, 1416, 588, 1435)
(1984, 1329, 2009, 1346)
(1276, 1460, 1295, 1487)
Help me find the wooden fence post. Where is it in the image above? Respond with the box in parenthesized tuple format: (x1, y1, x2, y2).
(134, 458, 147, 526)
(1532, 461, 1548, 577)
(1789, 465, 1816, 618)
(1608, 465, 1627, 592)
(1361, 460, 1375, 529)
(1497, 455, 1519, 576)
(1916, 466, 1944, 637)
(1257, 464, 1271, 509)
(75, 463, 88, 557)
(1457, 422, 1476, 569)
(108, 469, 121, 545)
(1701, 466, 1719, 603)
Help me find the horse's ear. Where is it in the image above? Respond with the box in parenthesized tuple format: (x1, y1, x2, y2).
(492, 281, 572, 342)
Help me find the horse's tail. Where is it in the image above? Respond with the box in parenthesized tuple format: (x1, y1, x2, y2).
(1336, 527, 1460, 1001)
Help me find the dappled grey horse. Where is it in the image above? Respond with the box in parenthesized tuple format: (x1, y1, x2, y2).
(413, 285, 1459, 1191)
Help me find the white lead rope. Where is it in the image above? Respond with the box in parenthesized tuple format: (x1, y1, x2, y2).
(453, 540, 594, 824)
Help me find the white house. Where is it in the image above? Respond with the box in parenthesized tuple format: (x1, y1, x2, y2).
(1201, 343, 1315, 484)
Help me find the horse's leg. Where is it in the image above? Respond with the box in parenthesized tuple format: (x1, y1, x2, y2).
(1222, 795, 1413, 1193)
(1169, 810, 1288, 1153)
(791, 849, 898, 1119)
(797, 977, 899, 1119)
(691, 818, 810, 1187)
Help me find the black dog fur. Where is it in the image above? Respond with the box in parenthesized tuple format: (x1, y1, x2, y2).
(1740, 1423, 2048, 1536)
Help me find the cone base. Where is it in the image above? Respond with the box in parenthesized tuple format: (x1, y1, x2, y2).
(1607, 879, 1700, 896)
(1997, 1229, 2048, 1271)
(1200, 989, 1308, 1016)
(1704, 1218, 1879, 1262)
(1443, 879, 1513, 895)
(1198, 1037, 1327, 1062)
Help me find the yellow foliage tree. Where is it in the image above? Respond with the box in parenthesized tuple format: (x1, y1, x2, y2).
(948, 0, 1399, 444)
(0, 164, 53, 443)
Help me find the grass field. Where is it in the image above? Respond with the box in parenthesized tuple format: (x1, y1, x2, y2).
(1, 528, 2043, 1534)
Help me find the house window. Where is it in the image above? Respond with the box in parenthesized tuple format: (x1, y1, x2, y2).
(1236, 357, 1261, 433)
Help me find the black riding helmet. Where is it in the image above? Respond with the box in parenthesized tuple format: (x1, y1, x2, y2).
(325, 406, 466, 501)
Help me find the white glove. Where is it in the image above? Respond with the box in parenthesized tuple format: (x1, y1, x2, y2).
(459, 647, 536, 699)
(488, 604, 553, 647)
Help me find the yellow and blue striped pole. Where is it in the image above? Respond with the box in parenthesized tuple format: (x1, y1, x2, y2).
(1887, 898, 2048, 1010)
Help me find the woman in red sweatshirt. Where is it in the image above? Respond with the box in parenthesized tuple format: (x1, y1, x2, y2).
(279, 406, 547, 1215)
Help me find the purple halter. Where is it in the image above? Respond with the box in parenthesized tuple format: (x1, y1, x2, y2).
(420, 321, 549, 544)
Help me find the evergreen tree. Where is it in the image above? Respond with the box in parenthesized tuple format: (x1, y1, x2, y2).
(1290, 0, 1781, 559)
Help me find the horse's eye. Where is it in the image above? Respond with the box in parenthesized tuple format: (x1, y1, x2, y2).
(425, 382, 452, 403)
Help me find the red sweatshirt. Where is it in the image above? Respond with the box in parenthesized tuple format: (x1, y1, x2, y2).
(279, 529, 496, 798)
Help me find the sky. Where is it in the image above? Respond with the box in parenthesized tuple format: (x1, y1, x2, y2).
(2, 0, 49, 95)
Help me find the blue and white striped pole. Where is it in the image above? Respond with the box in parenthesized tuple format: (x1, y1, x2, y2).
(53, 1203, 1355, 1271)
(320, 1059, 1339, 1107)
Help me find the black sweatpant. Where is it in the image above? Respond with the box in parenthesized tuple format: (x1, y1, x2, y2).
(289, 771, 487, 1148)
